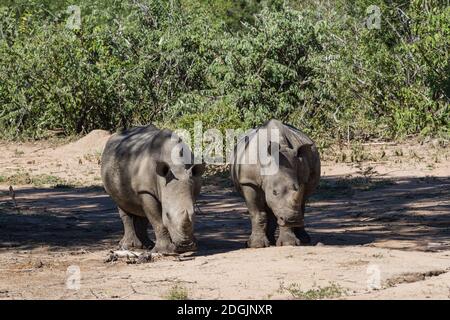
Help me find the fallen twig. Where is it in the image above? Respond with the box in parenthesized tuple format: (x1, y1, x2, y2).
(8, 186, 21, 214)
(89, 289, 101, 299)
(104, 250, 179, 264)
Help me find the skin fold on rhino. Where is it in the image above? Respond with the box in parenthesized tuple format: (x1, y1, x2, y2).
(101, 124, 205, 253)
(231, 119, 321, 248)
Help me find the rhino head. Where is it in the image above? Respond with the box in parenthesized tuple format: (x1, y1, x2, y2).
(262, 141, 312, 227)
(155, 142, 205, 253)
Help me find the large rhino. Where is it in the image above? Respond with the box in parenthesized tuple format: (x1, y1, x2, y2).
(101, 124, 204, 253)
(231, 119, 320, 248)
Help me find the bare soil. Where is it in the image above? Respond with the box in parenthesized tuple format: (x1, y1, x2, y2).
(0, 132, 449, 300)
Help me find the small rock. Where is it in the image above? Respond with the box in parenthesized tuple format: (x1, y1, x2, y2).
(0, 290, 9, 298)
(136, 253, 153, 264)
(315, 242, 325, 246)
(104, 252, 118, 263)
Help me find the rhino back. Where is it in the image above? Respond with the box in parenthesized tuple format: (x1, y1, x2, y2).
(231, 120, 320, 198)
(262, 120, 320, 196)
(101, 125, 166, 213)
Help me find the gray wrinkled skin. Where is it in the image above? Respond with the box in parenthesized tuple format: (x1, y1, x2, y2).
(231, 119, 321, 248)
(101, 124, 204, 253)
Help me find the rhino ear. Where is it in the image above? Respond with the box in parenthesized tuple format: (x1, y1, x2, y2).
(296, 143, 312, 158)
(156, 161, 170, 177)
(191, 163, 206, 177)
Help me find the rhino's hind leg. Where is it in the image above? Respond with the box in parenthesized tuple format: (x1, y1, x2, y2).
(294, 201, 311, 245)
(119, 208, 152, 249)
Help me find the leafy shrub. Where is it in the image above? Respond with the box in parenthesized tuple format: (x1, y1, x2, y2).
(0, 0, 448, 141)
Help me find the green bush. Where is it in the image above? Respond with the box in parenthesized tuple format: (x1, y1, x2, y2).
(0, 0, 448, 141)
(0, 0, 221, 137)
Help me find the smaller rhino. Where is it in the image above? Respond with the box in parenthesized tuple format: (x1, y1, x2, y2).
(231, 119, 320, 248)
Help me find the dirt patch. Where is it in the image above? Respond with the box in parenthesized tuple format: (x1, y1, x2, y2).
(0, 130, 111, 187)
(0, 134, 449, 299)
(55, 130, 111, 156)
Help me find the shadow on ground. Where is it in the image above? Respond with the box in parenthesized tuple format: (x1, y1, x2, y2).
(0, 186, 119, 250)
(0, 175, 449, 253)
(307, 176, 450, 251)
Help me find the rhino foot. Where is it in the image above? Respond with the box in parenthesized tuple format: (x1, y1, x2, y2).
(295, 228, 311, 245)
(120, 234, 152, 250)
(276, 232, 301, 247)
(151, 240, 177, 254)
(247, 234, 271, 248)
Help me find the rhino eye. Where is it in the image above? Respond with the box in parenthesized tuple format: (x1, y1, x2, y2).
(273, 190, 278, 196)
(156, 161, 170, 177)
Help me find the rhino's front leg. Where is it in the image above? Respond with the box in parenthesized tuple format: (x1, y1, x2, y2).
(248, 211, 271, 248)
(118, 207, 153, 249)
(277, 227, 311, 246)
(242, 185, 270, 248)
(295, 227, 311, 245)
(140, 193, 176, 254)
(294, 201, 311, 245)
(277, 226, 301, 247)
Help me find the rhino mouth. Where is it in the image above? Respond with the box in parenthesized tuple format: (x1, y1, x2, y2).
(174, 239, 198, 253)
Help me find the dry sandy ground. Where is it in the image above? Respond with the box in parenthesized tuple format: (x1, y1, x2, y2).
(0, 131, 449, 300)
